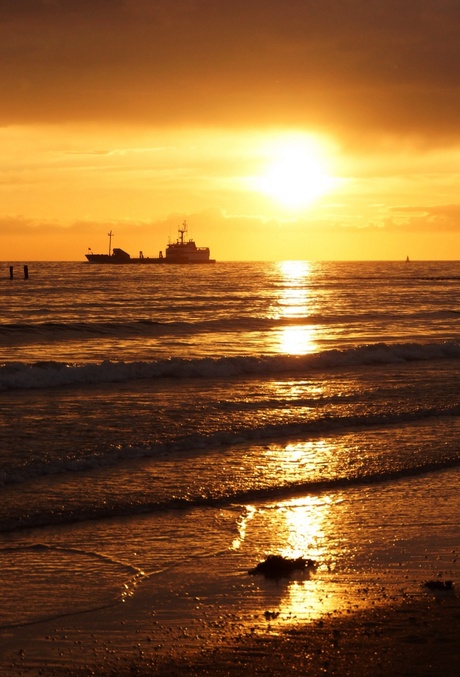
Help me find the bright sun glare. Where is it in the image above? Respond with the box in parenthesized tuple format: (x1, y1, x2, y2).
(253, 135, 337, 209)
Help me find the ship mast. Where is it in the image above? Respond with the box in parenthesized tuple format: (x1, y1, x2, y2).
(178, 221, 188, 245)
(108, 230, 114, 256)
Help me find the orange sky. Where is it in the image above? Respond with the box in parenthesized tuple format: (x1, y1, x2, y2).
(1, 0, 460, 261)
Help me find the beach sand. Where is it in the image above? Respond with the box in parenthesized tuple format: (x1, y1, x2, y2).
(161, 597, 460, 677)
(1, 594, 458, 676)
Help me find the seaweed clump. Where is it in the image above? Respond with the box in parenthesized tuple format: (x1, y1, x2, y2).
(423, 580, 454, 591)
(248, 554, 316, 580)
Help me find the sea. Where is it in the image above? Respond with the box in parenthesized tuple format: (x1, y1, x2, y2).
(0, 260, 459, 664)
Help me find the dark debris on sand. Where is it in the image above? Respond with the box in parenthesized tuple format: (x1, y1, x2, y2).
(424, 579, 454, 591)
(248, 554, 316, 579)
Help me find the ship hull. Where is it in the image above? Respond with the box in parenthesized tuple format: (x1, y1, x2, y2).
(86, 255, 216, 264)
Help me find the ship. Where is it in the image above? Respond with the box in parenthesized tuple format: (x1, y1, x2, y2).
(85, 222, 215, 264)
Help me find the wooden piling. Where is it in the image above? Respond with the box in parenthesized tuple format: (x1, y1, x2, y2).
(9, 266, 13, 279)
(24, 265, 29, 279)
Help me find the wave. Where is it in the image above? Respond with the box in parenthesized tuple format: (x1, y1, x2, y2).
(1, 308, 459, 343)
(1, 340, 460, 391)
(2, 457, 459, 533)
(2, 403, 460, 491)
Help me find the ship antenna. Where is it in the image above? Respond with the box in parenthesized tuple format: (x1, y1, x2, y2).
(108, 230, 114, 256)
(179, 220, 187, 244)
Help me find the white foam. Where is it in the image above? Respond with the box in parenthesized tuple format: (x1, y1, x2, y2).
(1, 341, 460, 391)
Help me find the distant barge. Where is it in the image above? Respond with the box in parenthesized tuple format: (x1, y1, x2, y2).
(86, 222, 215, 264)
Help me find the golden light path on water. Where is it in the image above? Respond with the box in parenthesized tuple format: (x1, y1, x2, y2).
(275, 260, 319, 355)
(232, 493, 347, 622)
(235, 260, 337, 620)
(228, 463, 460, 631)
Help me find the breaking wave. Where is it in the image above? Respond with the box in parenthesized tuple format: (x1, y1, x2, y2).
(1, 340, 460, 390)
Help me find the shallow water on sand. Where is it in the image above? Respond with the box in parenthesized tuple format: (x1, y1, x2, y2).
(1, 465, 458, 671)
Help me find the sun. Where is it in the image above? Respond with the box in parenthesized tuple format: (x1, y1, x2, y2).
(252, 135, 338, 209)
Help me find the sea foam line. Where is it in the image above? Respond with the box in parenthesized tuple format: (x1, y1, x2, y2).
(1, 340, 460, 390)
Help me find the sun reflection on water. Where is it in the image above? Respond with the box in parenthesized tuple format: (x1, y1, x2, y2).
(271, 496, 340, 620)
(264, 496, 332, 567)
(278, 325, 317, 355)
(236, 494, 368, 623)
(274, 260, 318, 355)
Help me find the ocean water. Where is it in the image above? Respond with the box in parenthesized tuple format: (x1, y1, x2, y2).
(0, 260, 459, 661)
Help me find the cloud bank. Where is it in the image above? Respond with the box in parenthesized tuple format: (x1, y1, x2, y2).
(1, 0, 460, 143)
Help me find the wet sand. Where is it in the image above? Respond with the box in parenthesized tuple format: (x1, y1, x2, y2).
(161, 597, 460, 676)
(1, 595, 458, 676)
(1, 469, 458, 676)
